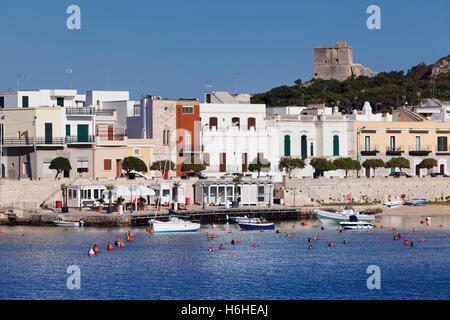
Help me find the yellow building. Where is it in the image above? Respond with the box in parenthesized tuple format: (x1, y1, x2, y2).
(355, 111, 450, 177)
(126, 139, 154, 174)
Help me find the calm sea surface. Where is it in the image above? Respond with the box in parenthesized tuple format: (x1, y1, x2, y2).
(0, 214, 449, 300)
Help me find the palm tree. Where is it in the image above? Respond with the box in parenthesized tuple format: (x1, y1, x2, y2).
(105, 184, 115, 213)
(232, 177, 242, 207)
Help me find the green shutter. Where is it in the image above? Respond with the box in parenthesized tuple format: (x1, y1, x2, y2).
(45, 123, 52, 144)
(284, 135, 291, 156)
(438, 136, 448, 151)
(22, 96, 29, 108)
(333, 135, 339, 156)
(66, 125, 71, 137)
(301, 135, 307, 159)
(77, 124, 89, 142)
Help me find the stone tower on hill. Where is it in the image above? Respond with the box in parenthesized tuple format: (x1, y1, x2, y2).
(313, 41, 377, 81)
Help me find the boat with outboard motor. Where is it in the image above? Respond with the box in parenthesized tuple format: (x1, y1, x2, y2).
(229, 215, 260, 223)
(383, 200, 402, 208)
(405, 198, 426, 206)
(53, 219, 84, 227)
(339, 214, 373, 230)
(238, 217, 275, 230)
(312, 208, 375, 224)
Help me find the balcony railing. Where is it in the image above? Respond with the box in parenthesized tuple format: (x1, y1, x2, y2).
(96, 134, 126, 141)
(386, 146, 404, 155)
(408, 145, 432, 156)
(66, 107, 115, 116)
(1, 135, 95, 145)
(360, 145, 379, 156)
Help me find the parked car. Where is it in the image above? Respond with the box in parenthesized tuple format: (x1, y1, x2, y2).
(180, 171, 207, 179)
(128, 172, 151, 180)
(430, 172, 449, 177)
(220, 172, 244, 179)
(388, 172, 411, 178)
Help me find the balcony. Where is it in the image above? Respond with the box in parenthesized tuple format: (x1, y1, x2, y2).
(386, 146, 404, 156)
(408, 145, 432, 156)
(95, 134, 127, 146)
(66, 107, 115, 116)
(360, 145, 380, 156)
(1, 136, 94, 146)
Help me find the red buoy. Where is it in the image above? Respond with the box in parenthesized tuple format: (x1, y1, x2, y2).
(392, 227, 397, 231)
(253, 242, 256, 247)
(146, 226, 150, 232)
(343, 240, 347, 244)
(321, 226, 325, 230)
(219, 243, 224, 249)
(236, 238, 240, 243)
(329, 241, 334, 247)
(308, 245, 312, 250)
(394, 235, 398, 240)
(315, 236, 319, 240)
(410, 241, 415, 247)
(276, 229, 280, 233)
(93, 244, 100, 253)
(398, 233, 402, 238)
(412, 227, 416, 232)
(420, 237, 424, 242)
(107, 242, 113, 251)
(404, 240, 409, 245)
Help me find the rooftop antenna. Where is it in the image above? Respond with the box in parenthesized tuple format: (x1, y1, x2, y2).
(234, 72, 239, 93)
(140, 80, 145, 98)
(66, 68, 73, 89)
(16, 74, 25, 91)
(205, 78, 212, 92)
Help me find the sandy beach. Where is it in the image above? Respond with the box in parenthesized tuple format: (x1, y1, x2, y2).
(382, 204, 450, 216)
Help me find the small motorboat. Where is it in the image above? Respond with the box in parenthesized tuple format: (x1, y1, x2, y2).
(340, 215, 373, 230)
(238, 218, 275, 230)
(405, 198, 426, 206)
(53, 219, 84, 227)
(312, 208, 375, 224)
(384, 200, 402, 208)
(148, 216, 200, 233)
(229, 215, 260, 223)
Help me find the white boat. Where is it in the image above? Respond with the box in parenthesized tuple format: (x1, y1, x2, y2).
(384, 200, 402, 208)
(229, 215, 260, 223)
(312, 208, 375, 224)
(148, 216, 200, 233)
(340, 221, 373, 230)
(53, 219, 84, 227)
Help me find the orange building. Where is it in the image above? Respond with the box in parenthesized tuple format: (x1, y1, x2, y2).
(175, 101, 201, 176)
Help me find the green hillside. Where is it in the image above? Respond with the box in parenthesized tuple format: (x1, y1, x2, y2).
(251, 55, 450, 113)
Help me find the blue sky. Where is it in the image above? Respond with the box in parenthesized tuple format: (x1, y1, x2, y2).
(0, 0, 449, 100)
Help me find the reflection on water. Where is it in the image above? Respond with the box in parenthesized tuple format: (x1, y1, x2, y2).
(0, 214, 449, 300)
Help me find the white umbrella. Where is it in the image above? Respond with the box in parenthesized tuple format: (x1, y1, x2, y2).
(101, 186, 132, 197)
(129, 185, 155, 211)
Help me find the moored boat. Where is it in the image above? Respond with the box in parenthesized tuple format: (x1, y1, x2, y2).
(312, 208, 375, 224)
(238, 218, 275, 230)
(148, 216, 200, 233)
(230, 215, 260, 223)
(53, 219, 84, 227)
(405, 198, 426, 206)
(384, 200, 402, 208)
(339, 221, 373, 230)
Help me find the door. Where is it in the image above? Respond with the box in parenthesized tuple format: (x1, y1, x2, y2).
(333, 135, 339, 156)
(116, 159, 122, 178)
(242, 153, 248, 172)
(77, 124, 89, 142)
(284, 135, 291, 156)
(440, 164, 445, 174)
(415, 165, 420, 176)
(45, 123, 52, 144)
(365, 167, 370, 178)
(108, 125, 114, 141)
(219, 153, 226, 172)
(301, 135, 307, 159)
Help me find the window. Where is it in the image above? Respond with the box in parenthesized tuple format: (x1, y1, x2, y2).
(66, 125, 71, 137)
(284, 135, 291, 156)
(77, 157, 89, 173)
(333, 135, 339, 156)
(364, 136, 371, 151)
(206, 94, 211, 103)
(163, 130, 170, 145)
(0, 96, 4, 108)
(415, 136, 421, 151)
(104, 159, 112, 171)
(134, 148, 141, 156)
(231, 117, 240, 129)
(185, 131, 191, 152)
(247, 117, 256, 130)
(437, 136, 448, 152)
(22, 96, 29, 108)
(390, 136, 396, 151)
(209, 117, 218, 130)
(57, 97, 64, 107)
(310, 143, 314, 157)
(94, 189, 99, 199)
(182, 106, 194, 114)
(258, 186, 265, 202)
(203, 153, 210, 166)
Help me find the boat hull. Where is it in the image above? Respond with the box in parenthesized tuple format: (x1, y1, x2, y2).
(53, 221, 81, 227)
(384, 201, 402, 208)
(340, 222, 373, 230)
(238, 222, 275, 230)
(149, 219, 200, 233)
(312, 209, 375, 224)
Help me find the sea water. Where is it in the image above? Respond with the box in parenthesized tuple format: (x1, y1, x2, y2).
(0, 216, 449, 300)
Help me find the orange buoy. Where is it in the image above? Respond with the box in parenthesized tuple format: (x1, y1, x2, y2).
(252, 242, 256, 247)
(308, 245, 313, 250)
(315, 236, 319, 241)
(398, 233, 402, 238)
(129, 231, 135, 237)
(206, 232, 210, 236)
(404, 240, 409, 245)
(420, 237, 424, 242)
(146, 226, 150, 232)
(260, 229, 264, 232)
(392, 227, 397, 231)
(289, 234, 293, 238)
(107, 242, 113, 251)
(88, 247, 95, 256)
(120, 242, 125, 248)
(301, 222, 308, 226)
(276, 229, 280, 233)
(321, 226, 325, 230)
(0, 230, 2, 233)
(339, 229, 344, 233)
(440, 224, 444, 227)
(219, 243, 224, 249)
(292, 225, 295, 229)
(420, 220, 425, 224)
(212, 235, 216, 238)
(394, 235, 398, 240)
(93, 244, 100, 253)
(337, 227, 341, 232)
(343, 240, 347, 244)
(373, 225, 378, 228)
(236, 238, 240, 243)
(412, 227, 415, 232)
(329, 241, 334, 247)
(307, 237, 312, 242)
(127, 236, 134, 242)
(231, 240, 235, 245)
(380, 225, 385, 229)
(366, 231, 371, 234)
(410, 241, 415, 247)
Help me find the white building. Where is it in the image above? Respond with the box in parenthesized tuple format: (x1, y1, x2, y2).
(200, 101, 278, 177)
(349, 101, 393, 121)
